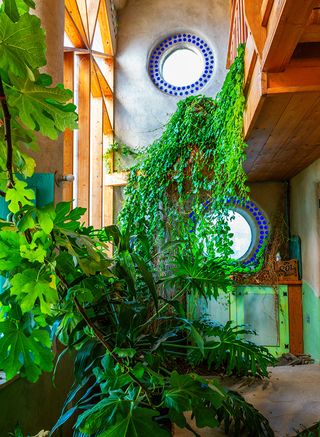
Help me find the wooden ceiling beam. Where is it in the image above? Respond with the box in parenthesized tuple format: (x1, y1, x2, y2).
(87, 0, 101, 46)
(103, 99, 113, 134)
(300, 24, 320, 43)
(91, 59, 113, 98)
(261, 0, 274, 27)
(262, 0, 315, 72)
(267, 62, 320, 94)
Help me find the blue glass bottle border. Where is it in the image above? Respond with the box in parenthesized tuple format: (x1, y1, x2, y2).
(149, 33, 215, 96)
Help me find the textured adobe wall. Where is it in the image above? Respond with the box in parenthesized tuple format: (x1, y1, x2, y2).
(115, 0, 230, 150)
(249, 182, 286, 226)
(291, 159, 320, 360)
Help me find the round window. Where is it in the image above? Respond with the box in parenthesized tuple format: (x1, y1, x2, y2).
(148, 33, 215, 96)
(162, 48, 204, 87)
(227, 210, 253, 260)
(189, 197, 270, 265)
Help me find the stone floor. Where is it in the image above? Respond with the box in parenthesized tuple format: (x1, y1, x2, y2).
(173, 365, 320, 437)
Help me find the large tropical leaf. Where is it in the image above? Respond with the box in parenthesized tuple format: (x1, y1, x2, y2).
(0, 13, 45, 76)
(7, 77, 78, 139)
(76, 397, 170, 437)
(4, 0, 36, 21)
(0, 321, 53, 382)
(164, 371, 225, 429)
(165, 245, 232, 299)
(217, 390, 274, 437)
(5, 180, 35, 213)
(188, 319, 276, 377)
(0, 230, 22, 270)
(10, 269, 58, 314)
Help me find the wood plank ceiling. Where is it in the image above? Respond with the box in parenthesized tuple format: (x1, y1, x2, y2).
(233, 0, 320, 181)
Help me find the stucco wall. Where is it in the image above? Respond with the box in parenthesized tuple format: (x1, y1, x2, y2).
(115, 0, 230, 150)
(250, 182, 286, 226)
(291, 158, 320, 360)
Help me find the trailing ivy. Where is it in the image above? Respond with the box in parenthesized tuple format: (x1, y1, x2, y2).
(120, 45, 249, 263)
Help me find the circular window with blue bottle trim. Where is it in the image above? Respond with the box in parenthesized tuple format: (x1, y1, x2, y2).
(189, 197, 270, 266)
(226, 197, 270, 265)
(148, 33, 215, 96)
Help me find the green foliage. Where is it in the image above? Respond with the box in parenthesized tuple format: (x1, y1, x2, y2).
(217, 390, 274, 437)
(164, 234, 233, 300)
(48, 224, 274, 436)
(119, 46, 253, 270)
(0, 12, 45, 76)
(76, 395, 170, 437)
(188, 319, 276, 377)
(163, 371, 224, 429)
(0, 0, 77, 192)
(103, 140, 141, 174)
(10, 269, 58, 314)
(5, 180, 35, 212)
(0, 320, 53, 382)
(0, 5, 273, 435)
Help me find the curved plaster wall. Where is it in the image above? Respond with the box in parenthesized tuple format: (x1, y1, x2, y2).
(291, 159, 320, 360)
(115, 0, 229, 150)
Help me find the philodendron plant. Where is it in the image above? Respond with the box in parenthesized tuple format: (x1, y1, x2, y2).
(0, 1, 275, 436)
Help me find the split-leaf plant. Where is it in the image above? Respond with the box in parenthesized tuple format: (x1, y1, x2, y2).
(0, 2, 275, 436)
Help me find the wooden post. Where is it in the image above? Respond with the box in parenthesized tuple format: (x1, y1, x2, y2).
(63, 52, 75, 202)
(288, 284, 304, 355)
(78, 55, 91, 224)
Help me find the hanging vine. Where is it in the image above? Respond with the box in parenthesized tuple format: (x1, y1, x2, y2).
(120, 45, 254, 266)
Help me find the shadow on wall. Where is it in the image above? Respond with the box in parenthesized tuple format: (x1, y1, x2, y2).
(0, 351, 74, 436)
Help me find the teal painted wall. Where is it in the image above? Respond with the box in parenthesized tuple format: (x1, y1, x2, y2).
(302, 282, 320, 362)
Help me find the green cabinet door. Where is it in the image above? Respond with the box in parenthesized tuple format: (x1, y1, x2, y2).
(189, 285, 289, 356)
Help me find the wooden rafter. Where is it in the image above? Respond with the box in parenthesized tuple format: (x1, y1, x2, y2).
(98, 0, 116, 56)
(65, 0, 89, 47)
(65, 8, 85, 48)
(261, 0, 316, 72)
(87, 0, 101, 45)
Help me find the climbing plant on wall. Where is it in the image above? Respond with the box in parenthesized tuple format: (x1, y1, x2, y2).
(119, 45, 254, 268)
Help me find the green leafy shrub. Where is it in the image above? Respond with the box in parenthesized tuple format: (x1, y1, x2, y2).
(188, 319, 276, 377)
(0, 2, 274, 436)
(119, 45, 257, 272)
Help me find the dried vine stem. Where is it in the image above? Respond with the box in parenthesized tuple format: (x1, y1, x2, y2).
(0, 77, 14, 188)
